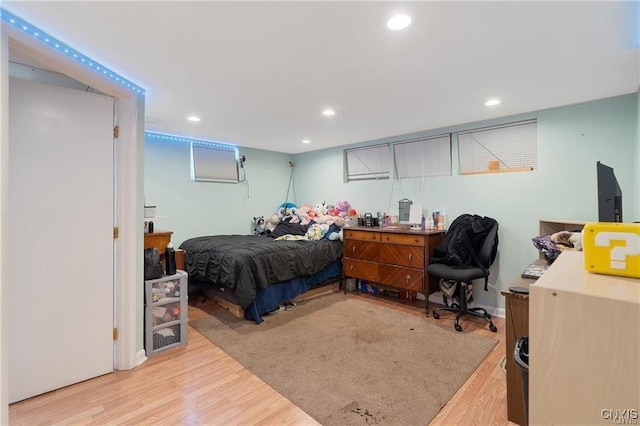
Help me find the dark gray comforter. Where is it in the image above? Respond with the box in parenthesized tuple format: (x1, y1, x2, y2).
(179, 234, 343, 309)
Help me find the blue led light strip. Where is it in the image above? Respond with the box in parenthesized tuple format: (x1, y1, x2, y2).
(0, 8, 145, 95)
(146, 132, 236, 151)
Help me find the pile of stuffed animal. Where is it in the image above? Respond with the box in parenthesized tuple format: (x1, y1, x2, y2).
(252, 201, 358, 241)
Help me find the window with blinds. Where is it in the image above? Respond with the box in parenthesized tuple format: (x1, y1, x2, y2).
(345, 144, 390, 181)
(458, 120, 537, 175)
(394, 134, 452, 178)
(190, 142, 239, 183)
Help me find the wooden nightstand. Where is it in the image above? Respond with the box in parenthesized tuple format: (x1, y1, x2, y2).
(144, 230, 173, 251)
(144, 230, 184, 271)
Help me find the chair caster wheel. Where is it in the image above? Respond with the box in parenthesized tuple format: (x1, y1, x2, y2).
(455, 324, 463, 332)
(433, 312, 440, 319)
(489, 324, 497, 332)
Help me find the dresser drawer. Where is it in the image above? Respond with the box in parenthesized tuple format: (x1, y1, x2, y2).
(379, 245, 424, 268)
(344, 239, 380, 261)
(379, 232, 425, 246)
(343, 258, 379, 282)
(378, 265, 423, 291)
(344, 229, 379, 242)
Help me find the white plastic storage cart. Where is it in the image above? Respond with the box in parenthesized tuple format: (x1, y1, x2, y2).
(144, 270, 188, 356)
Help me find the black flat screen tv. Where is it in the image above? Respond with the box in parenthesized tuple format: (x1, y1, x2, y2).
(597, 161, 622, 222)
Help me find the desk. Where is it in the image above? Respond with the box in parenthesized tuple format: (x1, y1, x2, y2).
(503, 219, 588, 425)
(501, 267, 539, 426)
(530, 251, 640, 425)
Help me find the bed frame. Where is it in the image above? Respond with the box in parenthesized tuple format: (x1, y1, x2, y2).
(204, 280, 342, 319)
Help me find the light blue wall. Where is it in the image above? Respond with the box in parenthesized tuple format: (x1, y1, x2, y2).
(292, 94, 639, 311)
(144, 138, 293, 247)
(145, 94, 637, 311)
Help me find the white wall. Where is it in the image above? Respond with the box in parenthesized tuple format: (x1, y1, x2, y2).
(292, 94, 639, 311)
(0, 29, 9, 426)
(144, 137, 294, 247)
(1, 21, 145, 423)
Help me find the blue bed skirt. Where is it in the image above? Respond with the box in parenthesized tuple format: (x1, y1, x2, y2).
(244, 260, 343, 324)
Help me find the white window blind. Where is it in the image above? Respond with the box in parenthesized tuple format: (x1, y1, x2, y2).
(346, 144, 390, 181)
(190, 142, 239, 183)
(394, 135, 451, 178)
(458, 120, 537, 174)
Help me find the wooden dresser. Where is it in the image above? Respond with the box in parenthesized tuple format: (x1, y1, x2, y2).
(342, 226, 444, 314)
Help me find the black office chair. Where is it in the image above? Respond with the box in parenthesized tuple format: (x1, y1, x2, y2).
(427, 215, 499, 332)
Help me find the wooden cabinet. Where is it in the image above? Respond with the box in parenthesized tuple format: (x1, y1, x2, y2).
(144, 230, 173, 251)
(530, 251, 640, 425)
(503, 219, 589, 425)
(501, 273, 537, 426)
(538, 219, 587, 237)
(342, 226, 444, 313)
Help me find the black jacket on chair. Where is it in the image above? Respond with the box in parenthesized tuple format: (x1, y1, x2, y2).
(430, 214, 498, 290)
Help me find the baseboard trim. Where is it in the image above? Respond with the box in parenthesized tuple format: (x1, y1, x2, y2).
(135, 349, 147, 367)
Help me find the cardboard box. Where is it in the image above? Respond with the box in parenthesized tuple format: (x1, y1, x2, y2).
(583, 222, 640, 278)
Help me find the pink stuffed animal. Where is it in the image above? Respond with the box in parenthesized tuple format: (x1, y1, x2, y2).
(335, 200, 350, 217)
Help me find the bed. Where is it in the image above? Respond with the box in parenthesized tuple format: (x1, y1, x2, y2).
(179, 233, 343, 323)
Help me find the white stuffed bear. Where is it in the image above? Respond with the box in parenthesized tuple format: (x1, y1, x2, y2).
(313, 202, 328, 217)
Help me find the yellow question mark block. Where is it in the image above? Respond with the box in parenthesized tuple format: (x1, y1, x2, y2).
(583, 222, 640, 278)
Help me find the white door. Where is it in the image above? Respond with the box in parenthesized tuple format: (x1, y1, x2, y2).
(8, 77, 115, 403)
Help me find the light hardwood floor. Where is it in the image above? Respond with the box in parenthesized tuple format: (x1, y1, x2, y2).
(9, 291, 519, 425)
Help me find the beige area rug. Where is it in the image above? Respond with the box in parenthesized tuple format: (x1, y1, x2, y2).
(190, 293, 498, 425)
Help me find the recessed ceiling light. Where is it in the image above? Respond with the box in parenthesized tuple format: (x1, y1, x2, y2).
(302, 139, 311, 144)
(387, 14, 411, 31)
(187, 115, 201, 122)
(322, 109, 336, 116)
(485, 99, 501, 106)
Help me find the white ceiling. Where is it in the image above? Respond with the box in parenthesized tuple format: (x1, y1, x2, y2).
(4, 1, 639, 154)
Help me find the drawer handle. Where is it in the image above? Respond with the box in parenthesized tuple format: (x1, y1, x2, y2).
(350, 265, 353, 270)
(352, 246, 356, 253)
(408, 253, 412, 260)
(406, 275, 411, 283)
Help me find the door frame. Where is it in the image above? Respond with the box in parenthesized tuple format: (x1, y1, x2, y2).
(1, 20, 144, 423)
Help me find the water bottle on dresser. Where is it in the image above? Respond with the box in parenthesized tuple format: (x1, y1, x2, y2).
(165, 242, 177, 276)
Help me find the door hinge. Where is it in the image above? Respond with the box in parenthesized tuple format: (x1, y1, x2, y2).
(113, 226, 119, 239)
(113, 328, 119, 341)
(113, 125, 119, 138)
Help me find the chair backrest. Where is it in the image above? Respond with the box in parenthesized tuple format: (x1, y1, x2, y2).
(430, 214, 499, 270)
(475, 221, 499, 269)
